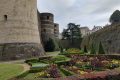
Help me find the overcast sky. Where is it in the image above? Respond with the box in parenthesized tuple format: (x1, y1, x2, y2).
(37, 0, 120, 32)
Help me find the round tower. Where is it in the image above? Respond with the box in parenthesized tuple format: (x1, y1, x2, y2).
(40, 13, 54, 42)
(0, 0, 44, 60)
(54, 23, 59, 38)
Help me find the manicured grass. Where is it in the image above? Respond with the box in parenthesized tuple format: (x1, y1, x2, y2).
(0, 63, 24, 80)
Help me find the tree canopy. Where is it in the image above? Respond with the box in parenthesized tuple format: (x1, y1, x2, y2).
(62, 23, 82, 41)
(110, 10, 120, 24)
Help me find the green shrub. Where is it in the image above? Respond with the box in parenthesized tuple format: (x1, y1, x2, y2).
(52, 55, 71, 65)
(39, 59, 50, 64)
(25, 58, 39, 65)
(60, 46, 64, 53)
(98, 42, 105, 54)
(90, 44, 96, 55)
(16, 71, 29, 78)
(45, 38, 55, 52)
(52, 55, 71, 62)
(29, 63, 49, 73)
(59, 67, 75, 76)
(84, 45, 88, 53)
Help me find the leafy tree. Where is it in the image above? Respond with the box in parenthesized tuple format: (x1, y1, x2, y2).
(84, 45, 88, 53)
(90, 44, 96, 55)
(62, 23, 82, 40)
(62, 23, 82, 45)
(110, 10, 120, 24)
(45, 38, 55, 52)
(98, 42, 105, 54)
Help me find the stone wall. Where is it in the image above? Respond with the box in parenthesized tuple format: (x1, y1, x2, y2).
(0, 43, 44, 60)
(40, 13, 55, 42)
(81, 23, 120, 54)
(54, 23, 59, 38)
(0, 0, 44, 60)
(0, 0, 40, 43)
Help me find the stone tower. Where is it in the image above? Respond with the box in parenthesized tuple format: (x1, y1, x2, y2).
(0, 0, 44, 60)
(54, 23, 59, 38)
(40, 13, 55, 43)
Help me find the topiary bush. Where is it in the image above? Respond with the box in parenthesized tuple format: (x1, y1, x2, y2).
(98, 42, 105, 54)
(90, 44, 96, 55)
(84, 45, 88, 53)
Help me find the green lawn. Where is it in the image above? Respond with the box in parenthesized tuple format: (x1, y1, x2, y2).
(0, 63, 24, 80)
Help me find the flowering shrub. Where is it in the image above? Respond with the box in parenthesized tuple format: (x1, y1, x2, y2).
(35, 71, 49, 78)
(35, 64, 61, 78)
(48, 64, 61, 78)
(65, 48, 84, 54)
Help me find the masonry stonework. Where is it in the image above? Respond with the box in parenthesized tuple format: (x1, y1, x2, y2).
(54, 23, 59, 38)
(39, 13, 55, 43)
(81, 23, 120, 54)
(0, 0, 44, 60)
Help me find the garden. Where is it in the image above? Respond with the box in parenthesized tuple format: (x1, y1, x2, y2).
(14, 48, 120, 80)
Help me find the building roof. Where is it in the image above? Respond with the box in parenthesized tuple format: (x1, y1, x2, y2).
(80, 27, 89, 30)
(92, 26, 102, 30)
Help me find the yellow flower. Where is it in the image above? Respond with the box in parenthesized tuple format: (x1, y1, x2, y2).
(47, 74, 50, 77)
(80, 71, 87, 75)
(72, 66, 77, 69)
(112, 60, 119, 64)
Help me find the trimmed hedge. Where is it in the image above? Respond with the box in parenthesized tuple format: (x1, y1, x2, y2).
(59, 67, 75, 76)
(29, 63, 49, 73)
(25, 58, 39, 64)
(52, 55, 71, 66)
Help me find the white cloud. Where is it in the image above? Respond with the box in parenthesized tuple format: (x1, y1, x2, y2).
(37, 0, 120, 32)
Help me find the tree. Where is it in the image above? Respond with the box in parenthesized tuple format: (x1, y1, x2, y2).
(90, 44, 96, 55)
(84, 45, 88, 53)
(62, 23, 82, 45)
(98, 42, 105, 54)
(62, 23, 82, 40)
(110, 10, 120, 24)
(45, 38, 55, 52)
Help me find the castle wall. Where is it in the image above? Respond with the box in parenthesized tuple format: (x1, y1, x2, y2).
(0, 0, 44, 60)
(81, 23, 120, 54)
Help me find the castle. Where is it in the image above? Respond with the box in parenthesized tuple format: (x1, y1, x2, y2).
(0, 0, 59, 60)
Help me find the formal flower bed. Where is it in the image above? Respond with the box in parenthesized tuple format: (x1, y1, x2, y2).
(16, 54, 120, 80)
(61, 48, 84, 55)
